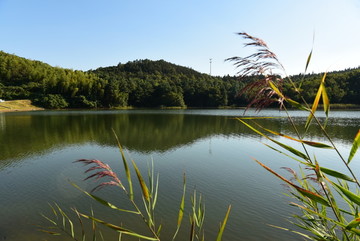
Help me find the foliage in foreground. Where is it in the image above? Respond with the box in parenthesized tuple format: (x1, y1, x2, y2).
(40, 131, 231, 241)
(227, 32, 360, 240)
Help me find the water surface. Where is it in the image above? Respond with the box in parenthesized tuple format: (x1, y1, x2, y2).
(0, 109, 359, 240)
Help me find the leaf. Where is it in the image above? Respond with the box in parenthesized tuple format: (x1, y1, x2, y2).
(216, 205, 231, 241)
(291, 202, 345, 228)
(113, 129, 134, 201)
(237, 118, 309, 160)
(71, 183, 139, 214)
(286, 98, 309, 111)
(304, 49, 313, 74)
(346, 218, 360, 230)
(132, 160, 150, 202)
(317, 166, 356, 182)
(263, 143, 308, 165)
(38, 229, 61, 236)
(79, 214, 158, 240)
(267, 224, 312, 239)
(332, 182, 360, 206)
(269, 80, 284, 99)
(255, 122, 332, 149)
(255, 159, 330, 206)
(172, 174, 186, 241)
(302, 140, 332, 149)
(271, 139, 309, 160)
(321, 82, 330, 118)
(348, 130, 360, 164)
(305, 72, 327, 131)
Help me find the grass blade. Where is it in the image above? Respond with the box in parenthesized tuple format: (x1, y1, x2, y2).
(305, 72, 327, 131)
(255, 122, 332, 149)
(348, 130, 360, 164)
(112, 129, 134, 200)
(346, 218, 360, 230)
(321, 82, 330, 118)
(172, 174, 186, 241)
(237, 118, 309, 160)
(316, 166, 356, 182)
(216, 205, 231, 241)
(269, 80, 284, 99)
(79, 213, 158, 240)
(255, 159, 330, 206)
(271, 139, 309, 160)
(132, 159, 150, 202)
(304, 49, 312, 74)
(286, 98, 309, 111)
(332, 182, 360, 206)
(71, 183, 139, 214)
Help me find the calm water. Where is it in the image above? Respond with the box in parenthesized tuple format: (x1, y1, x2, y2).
(0, 109, 359, 240)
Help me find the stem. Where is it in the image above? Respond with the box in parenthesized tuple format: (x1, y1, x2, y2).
(312, 115, 360, 188)
(123, 188, 161, 240)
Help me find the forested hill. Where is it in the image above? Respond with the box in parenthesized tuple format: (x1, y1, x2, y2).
(0, 52, 245, 108)
(0, 50, 359, 109)
(284, 68, 360, 104)
(89, 59, 245, 107)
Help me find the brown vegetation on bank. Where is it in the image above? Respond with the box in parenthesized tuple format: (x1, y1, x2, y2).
(0, 99, 43, 112)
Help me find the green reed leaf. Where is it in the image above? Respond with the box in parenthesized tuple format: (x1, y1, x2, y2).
(269, 80, 284, 99)
(112, 129, 134, 201)
(41, 214, 58, 226)
(132, 159, 150, 202)
(348, 130, 360, 164)
(38, 229, 61, 236)
(332, 182, 360, 206)
(73, 208, 86, 241)
(255, 122, 332, 149)
(255, 159, 329, 206)
(172, 174, 186, 241)
(346, 218, 360, 230)
(304, 49, 312, 74)
(305, 72, 327, 131)
(71, 183, 139, 214)
(190, 218, 195, 241)
(79, 213, 158, 240)
(267, 224, 312, 239)
(271, 139, 309, 160)
(237, 118, 309, 160)
(349, 228, 360, 236)
(263, 143, 308, 165)
(321, 82, 330, 118)
(291, 202, 345, 227)
(316, 166, 356, 182)
(286, 98, 309, 111)
(216, 205, 231, 241)
(152, 173, 159, 210)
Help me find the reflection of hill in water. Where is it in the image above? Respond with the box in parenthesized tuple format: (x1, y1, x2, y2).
(0, 110, 359, 163)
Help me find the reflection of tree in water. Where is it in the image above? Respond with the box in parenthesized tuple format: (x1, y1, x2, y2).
(0, 111, 358, 162)
(0, 114, 5, 131)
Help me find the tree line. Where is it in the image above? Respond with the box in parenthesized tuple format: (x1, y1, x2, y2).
(0, 51, 359, 109)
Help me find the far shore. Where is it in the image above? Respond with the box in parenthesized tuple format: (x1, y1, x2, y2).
(1, 99, 359, 113)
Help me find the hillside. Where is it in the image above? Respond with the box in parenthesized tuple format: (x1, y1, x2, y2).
(0, 51, 359, 109)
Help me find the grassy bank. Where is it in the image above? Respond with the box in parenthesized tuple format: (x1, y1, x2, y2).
(0, 100, 44, 112)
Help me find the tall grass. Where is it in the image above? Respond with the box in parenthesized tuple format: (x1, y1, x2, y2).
(227, 32, 360, 240)
(40, 130, 231, 241)
(40, 32, 360, 240)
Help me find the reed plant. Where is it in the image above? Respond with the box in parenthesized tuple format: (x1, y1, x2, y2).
(40, 130, 231, 241)
(227, 32, 360, 240)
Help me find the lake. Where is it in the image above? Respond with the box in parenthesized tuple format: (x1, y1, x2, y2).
(0, 109, 359, 240)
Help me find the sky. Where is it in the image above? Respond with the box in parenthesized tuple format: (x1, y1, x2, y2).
(0, 0, 359, 76)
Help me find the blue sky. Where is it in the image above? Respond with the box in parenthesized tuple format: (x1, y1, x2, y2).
(1, 0, 359, 76)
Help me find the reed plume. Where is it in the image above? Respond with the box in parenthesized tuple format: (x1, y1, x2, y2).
(226, 32, 285, 110)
